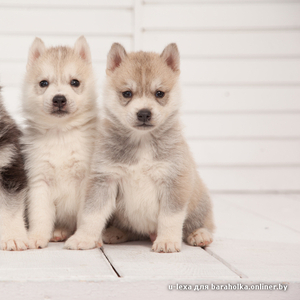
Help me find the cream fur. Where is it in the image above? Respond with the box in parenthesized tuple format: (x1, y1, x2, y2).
(65, 43, 215, 252)
(23, 36, 98, 249)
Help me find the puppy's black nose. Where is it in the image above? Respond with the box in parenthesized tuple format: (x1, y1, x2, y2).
(137, 109, 151, 122)
(52, 95, 67, 108)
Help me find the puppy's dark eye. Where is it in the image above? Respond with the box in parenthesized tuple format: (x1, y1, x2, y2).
(122, 91, 132, 98)
(39, 80, 49, 88)
(70, 79, 80, 87)
(155, 91, 165, 98)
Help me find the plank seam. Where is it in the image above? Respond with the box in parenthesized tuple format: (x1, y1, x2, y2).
(0, 5, 133, 10)
(197, 164, 300, 168)
(144, 1, 300, 4)
(143, 27, 300, 32)
(210, 190, 300, 194)
(100, 248, 121, 278)
(0, 32, 133, 37)
(205, 248, 248, 278)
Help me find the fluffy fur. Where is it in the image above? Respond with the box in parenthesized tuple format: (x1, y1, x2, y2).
(23, 36, 98, 249)
(0, 89, 28, 251)
(65, 43, 215, 252)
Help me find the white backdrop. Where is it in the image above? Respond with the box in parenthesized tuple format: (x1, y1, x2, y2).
(0, 0, 299, 193)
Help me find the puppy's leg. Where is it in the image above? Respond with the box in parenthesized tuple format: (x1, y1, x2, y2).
(0, 190, 28, 251)
(27, 183, 55, 249)
(152, 209, 186, 253)
(183, 179, 215, 248)
(65, 176, 117, 250)
(152, 179, 190, 253)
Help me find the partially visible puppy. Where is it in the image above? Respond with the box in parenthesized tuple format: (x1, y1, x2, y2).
(23, 36, 98, 249)
(65, 43, 215, 252)
(0, 89, 28, 251)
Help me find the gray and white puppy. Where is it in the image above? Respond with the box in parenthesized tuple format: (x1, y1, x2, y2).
(0, 90, 28, 251)
(65, 43, 215, 253)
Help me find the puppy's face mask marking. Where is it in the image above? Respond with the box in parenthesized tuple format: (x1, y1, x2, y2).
(25, 36, 94, 120)
(105, 43, 181, 132)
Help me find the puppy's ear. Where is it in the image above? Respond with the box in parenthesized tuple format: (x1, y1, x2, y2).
(74, 36, 92, 63)
(27, 37, 46, 70)
(106, 43, 127, 73)
(160, 43, 180, 72)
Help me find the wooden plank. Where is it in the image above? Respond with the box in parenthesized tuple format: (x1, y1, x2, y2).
(182, 114, 300, 138)
(0, 242, 117, 281)
(0, 0, 133, 7)
(0, 61, 106, 88)
(189, 140, 300, 165)
(143, 31, 300, 57)
(144, 0, 299, 4)
(1, 281, 300, 300)
(4, 87, 300, 141)
(145, 0, 300, 3)
(0, 35, 132, 61)
(180, 59, 300, 84)
(207, 239, 300, 281)
(212, 195, 300, 242)
(199, 167, 300, 192)
(181, 87, 300, 112)
(3, 86, 300, 113)
(143, 3, 300, 30)
(219, 194, 300, 232)
(102, 241, 239, 279)
(0, 8, 132, 35)
(2, 59, 300, 87)
(208, 197, 300, 280)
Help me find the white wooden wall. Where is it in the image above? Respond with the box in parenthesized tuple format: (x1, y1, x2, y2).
(0, 0, 299, 193)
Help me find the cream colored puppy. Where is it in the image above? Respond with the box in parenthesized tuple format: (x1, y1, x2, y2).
(23, 36, 98, 249)
(65, 43, 215, 252)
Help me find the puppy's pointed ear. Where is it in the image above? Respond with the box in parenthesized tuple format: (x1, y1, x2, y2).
(27, 37, 46, 70)
(160, 43, 180, 72)
(106, 43, 127, 73)
(74, 36, 92, 63)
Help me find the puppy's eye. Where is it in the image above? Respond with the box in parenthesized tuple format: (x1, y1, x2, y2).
(70, 79, 80, 87)
(122, 91, 132, 98)
(155, 91, 165, 98)
(39, 80, 49, 88)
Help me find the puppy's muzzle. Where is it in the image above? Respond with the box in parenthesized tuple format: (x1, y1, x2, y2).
(52, 95, 67, 109)
(137, 109, 151, 123)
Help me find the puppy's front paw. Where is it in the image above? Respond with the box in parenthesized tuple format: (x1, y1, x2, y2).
(28, 234, 49, 249)
(152, 239, 181, 253)
(50, 228, 73, 242)
(0, 237, 29, 251)
(64, 234, 102, 250)
(187, 228, 213, 247)
(102, 226, 129, 244)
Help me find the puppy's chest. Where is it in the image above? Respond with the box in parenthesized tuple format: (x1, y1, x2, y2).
(117, 150, 171, 233)
(34, 132, 91, 180)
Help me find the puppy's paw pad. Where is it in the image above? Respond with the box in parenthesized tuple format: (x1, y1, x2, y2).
(65, 236, 102, 250)
(50, 228, 72, 242)
(102, 227, 129, 244)
(187, 228, 213, 247)
(152, 240, 181, 253)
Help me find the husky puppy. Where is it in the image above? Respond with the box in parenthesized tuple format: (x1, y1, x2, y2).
(23, 36, 98, 249)
(0, 90, 28, 251)
(65, 43, 215, 252)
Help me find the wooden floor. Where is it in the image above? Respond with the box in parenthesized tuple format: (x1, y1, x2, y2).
(1, 194, 300, 300)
